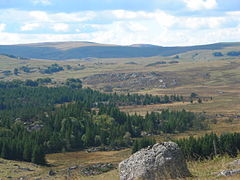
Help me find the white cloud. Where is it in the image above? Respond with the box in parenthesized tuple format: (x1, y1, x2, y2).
(226, 11, 240, 17)
(108, 9, 225, 30)
(0, 8, 239, 46)
(110, 10, 177, 28)
(50, 12, 96, 23)
(178, 17, 226, 29)
(20, 23, 40, 31)
(0, 32, 90, 45)
(27, 10, 95, 23)
(154, 10, 176, 28)
(51, 23, 69, 32)
(88, 25, 240, 46)
(31, 0, 51, 5)
(126, 22, 148, 32)
(1, 24, 240, 46)
(29, 11, 49, 22)
(183, 0, 217, 11)
(111, 10, 151, 19)
(0, 24, 6, 32)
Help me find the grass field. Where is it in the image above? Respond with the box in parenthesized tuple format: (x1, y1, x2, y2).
(1, 149, 240, 179)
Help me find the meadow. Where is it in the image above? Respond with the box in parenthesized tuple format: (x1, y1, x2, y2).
(1, 52, 240, 179)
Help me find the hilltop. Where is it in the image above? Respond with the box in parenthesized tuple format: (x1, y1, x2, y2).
(0, 41, 239, 60)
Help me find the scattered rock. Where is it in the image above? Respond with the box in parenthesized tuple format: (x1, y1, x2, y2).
(140, 131, 151, 137)
(85, 146, 122, 153)
(81, 163, 116, 176)
(15, 118, 22, 122)
(119, 142, 191, 180)
(17, 166, 34, 171)
(83, 71, 181, 92)
(19, 177, 27, 180)
(48, 170, 56, 176)
(218, 169, 240, 176)
(228, 159, 240, 166)
(27, 124, 44, 131)
(68, 165, 78, 171)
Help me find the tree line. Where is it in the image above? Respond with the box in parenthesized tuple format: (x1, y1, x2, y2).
(176, 133, 240, 160)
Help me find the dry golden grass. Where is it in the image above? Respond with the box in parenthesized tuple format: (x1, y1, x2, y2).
(2, 153, 240, 180)
(56, 154, 240, 180)
(0, 149, 130, 179)
(186, 155, 240, 180)
(47, 149, 130, 167)
(0, 158, 46, 179)
(23, 41, 118, 50)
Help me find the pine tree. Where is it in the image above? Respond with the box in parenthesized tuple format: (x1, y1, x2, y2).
(23, 143, 32, 162)
(31, 145, 46, 165)
(132, 140, 139, 154)
(198, 98, 202, 103)
(1, 143, 7, 159)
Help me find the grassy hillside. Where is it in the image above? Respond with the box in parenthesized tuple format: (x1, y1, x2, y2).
(0, 41, 239, 60)
(1, 48, 240, 179)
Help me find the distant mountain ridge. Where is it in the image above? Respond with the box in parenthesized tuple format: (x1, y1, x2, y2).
(0, 41, 239, 60)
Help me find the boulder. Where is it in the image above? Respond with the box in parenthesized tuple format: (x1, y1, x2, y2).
(119, 142, 191, 180)
(48, 170, 56, 176)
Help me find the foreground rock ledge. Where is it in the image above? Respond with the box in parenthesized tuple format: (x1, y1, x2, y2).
(119, 142, 192, 180)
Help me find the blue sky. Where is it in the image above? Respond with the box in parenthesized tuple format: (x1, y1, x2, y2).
(0, 0, 239, 45)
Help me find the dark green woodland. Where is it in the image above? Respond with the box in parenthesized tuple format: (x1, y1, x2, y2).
(0, 78, 204, 164)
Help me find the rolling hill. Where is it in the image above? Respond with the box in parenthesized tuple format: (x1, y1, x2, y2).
(0, 41, 239, 60)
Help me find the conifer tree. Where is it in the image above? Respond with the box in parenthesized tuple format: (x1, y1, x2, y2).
(31, 145, 46, 165)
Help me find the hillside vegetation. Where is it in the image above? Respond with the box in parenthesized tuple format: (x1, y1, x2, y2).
(0, 42, 240, 60)
(0, 42, 240, 179)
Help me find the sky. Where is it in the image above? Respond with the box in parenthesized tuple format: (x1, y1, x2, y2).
(0, 0, 240, 46)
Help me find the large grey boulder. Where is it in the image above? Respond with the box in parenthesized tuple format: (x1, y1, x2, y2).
(119, 142, 191, 180)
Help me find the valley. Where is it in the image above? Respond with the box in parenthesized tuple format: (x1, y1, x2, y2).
(0, 42, 240, 179)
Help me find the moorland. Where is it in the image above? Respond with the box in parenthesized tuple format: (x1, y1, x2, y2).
(0, 41, 240, 179)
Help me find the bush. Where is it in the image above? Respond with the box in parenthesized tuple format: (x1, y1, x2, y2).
(227, 51, 240, 56)
(213, 52, 223, 57)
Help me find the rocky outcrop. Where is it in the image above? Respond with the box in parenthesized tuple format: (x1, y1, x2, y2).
(81, 163, 116, 176)
(217, 159, 240, 177)
(217, 169, 240, 177)
(228, 159, 240, 166)
(119, 142, 191, 180)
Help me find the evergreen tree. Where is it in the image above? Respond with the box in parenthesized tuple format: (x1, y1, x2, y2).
(132, 140, 139, 154)
(31, 146, 46, 165)
(23, 143, 32, 162)
(1, 143, 7, 159)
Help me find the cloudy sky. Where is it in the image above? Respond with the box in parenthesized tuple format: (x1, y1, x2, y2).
(0, 0, 240, 46)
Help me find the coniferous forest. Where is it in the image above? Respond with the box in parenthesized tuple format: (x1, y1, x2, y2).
(0, 79, 205, 164)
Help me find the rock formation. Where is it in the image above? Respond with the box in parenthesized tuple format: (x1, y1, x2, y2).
(217, 169, 240, 177)
(119, 142, 191, 180)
